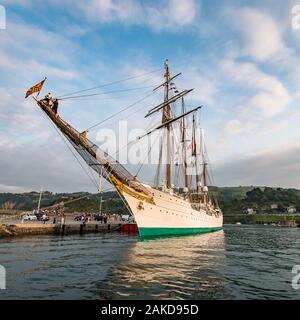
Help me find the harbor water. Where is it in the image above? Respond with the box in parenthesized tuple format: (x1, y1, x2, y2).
(0, 225, 300, 299)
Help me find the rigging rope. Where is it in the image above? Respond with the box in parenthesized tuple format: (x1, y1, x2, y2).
(44, 111, 135, 215)
(57, 69, 161, 98)
(95, 93, 160, 134)
(59, 85, 156, 100)
(41, 108, 134, 213)
(110, 96, 162, 160)
(86, 90, 156, 132)
(135, 132, 160, 177)
(39, 110, 100, 190)
(41, 186, 116, 211)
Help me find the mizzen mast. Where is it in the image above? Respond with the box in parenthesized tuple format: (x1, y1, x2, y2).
(192, 114, 201, 193)
(200, 128, 209, 201)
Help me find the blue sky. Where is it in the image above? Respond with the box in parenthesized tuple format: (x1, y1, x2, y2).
(1, 0, 300, 192)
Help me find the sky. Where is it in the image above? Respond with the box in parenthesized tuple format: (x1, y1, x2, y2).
(1, 0, 300, 193)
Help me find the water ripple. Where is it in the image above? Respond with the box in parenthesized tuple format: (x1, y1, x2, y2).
(0, 226, 300, 299)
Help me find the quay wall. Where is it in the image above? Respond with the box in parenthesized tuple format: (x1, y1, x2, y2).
(0, 223, 122, 238)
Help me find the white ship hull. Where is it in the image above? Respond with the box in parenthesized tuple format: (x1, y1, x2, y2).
(121, 186, 223, 238)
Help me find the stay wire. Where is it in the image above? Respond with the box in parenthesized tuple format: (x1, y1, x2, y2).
(86, 90, 156, 132)
(57, 68, 161, 98)
(39, 110, 100, 191)
(59, 85, 156, 100)
(135, 132, 160, 177)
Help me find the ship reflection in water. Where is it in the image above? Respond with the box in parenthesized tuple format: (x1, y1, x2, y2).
(98, 230, 226, 300)
(1, 225, 300, 299)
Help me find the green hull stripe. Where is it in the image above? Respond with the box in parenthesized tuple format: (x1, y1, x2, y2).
(139, 226, 222, 238)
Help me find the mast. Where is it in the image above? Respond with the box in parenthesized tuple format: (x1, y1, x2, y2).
(181, 97, 189, 191)
(155, 140, 163, 188)
(192, 115, 201, 193)
(163, 60, 172, 190)
(201, 129, 208, 201)
(99, 169, 103, 215)
(145, 89, 193, 118)
(203, 163, 207, 188)
(146, 61, 194, 190)
(37, 186, 43, 212)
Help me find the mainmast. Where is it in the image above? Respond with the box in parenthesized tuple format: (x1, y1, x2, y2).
(192, 115, 201, 193)
(163, 60, 172, 190)
(181, 97, 189, 191)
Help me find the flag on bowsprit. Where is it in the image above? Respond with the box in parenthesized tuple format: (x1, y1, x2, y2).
(25, 77, 47, 98)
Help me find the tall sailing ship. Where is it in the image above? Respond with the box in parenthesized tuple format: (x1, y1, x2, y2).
(28, 61, 223, 238)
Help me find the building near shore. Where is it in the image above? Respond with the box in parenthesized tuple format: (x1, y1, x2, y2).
(245, 208, 255, 215)
(287, 207, 296, 214)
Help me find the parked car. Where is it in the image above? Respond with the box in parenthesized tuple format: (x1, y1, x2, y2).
(121, 214, 130, 221)
(34, 211, 43, 220)
(74, 215, 84, 221)
(94, 214, 104, 221)
(22, 213, 37, 221)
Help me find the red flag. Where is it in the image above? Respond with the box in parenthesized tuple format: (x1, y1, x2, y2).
(25, 77, 47, 98)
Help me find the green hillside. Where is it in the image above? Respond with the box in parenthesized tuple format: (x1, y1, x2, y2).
(219, 187, 300, 214)
(0, 191, 122, 214)
(0, 186, 299, 215)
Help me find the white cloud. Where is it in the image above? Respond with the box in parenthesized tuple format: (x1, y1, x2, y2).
(228, 7, 285, 61)
(168, 0, 197, 25)
(1, 1, 300, 191)
(214, 144, 300, 188)
(0, 52, 76, 80)
(0, 184, 29, 193)
(175, 65, 217, 106)
(224, 119, 242, 135)
(3, 0, 199, 32)
(145, 0, 198, 30)
(80, 0, 141, 23)
(0, 138, 98, 192)
(221, 59, 291, 118)
(76, 0, 198, 31)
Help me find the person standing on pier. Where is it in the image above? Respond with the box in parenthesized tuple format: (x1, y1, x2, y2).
(42, 213, 47, 224)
